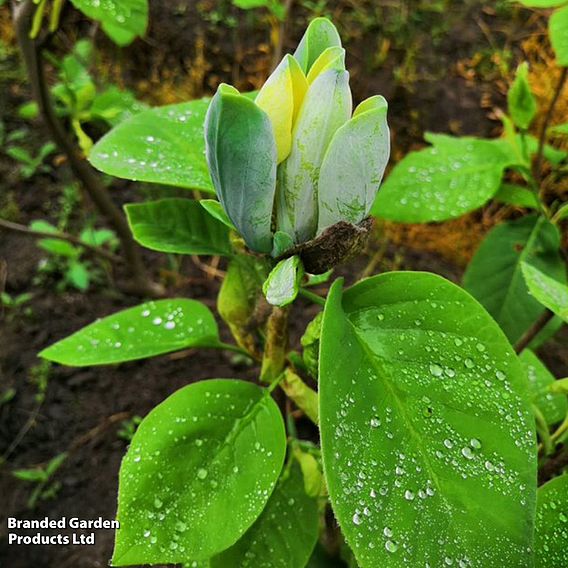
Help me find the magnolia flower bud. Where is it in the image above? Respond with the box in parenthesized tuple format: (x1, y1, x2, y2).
(204, 17, 390, 259)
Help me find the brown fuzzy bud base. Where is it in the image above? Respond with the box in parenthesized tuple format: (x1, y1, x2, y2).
(280, 217, 375, 274)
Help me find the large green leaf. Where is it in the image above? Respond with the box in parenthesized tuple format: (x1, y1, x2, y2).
(90, 99, 214, 192)
(520, 349, 567, 425)
(205, 86, 277, 253)
(522, 261, 568, 322)
(550, 6, 568, 67)
(320, 274, 536, 568)
(112, 379, 286, 565)
(372, 135, 513, 222)
(40, 299, 220, 366)
(535, 475, 568, 568)
(125, 198, 232, 256)
(211, 460, 319, 567)
(317, 96, 390, 233)
(463, 215, 566, 344)
(69, 0, 148, 46)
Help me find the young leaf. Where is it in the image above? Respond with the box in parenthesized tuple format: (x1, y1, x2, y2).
(263, 256, 304, 307)
(520, 349, 567, 425)
(550, 6, 568, 67)
(40, 299, 220, 366)
(535, 475, 568, 568)
(210, 461, 319, 567)
(508, 63, 537, 130)
(205, 87, 277, 253)
(277, 70, 352, 243)
(372, 136, 513, 222)
(463, 215, 566, 344)
(522, 261, 568, 322)
(200, 199, 236, 230)
(90, 99, 215, 192)
(493, 183, 539, 209)
(218, 256, 270, 355)
(69, 0, 148, 46)
(320, 274, 536, 568)
(125, 198, 232, 256)
(113, 379, 286, 565)
(317, 96, 390, 233)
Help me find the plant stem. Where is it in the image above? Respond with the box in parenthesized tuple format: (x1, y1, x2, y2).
(534, 66, 568, 184)
(13, 0, 162, 297)
(260, 306, 289, 383)
(299, 288, 326, 306)
(0, 217, 122, 264)
(514, 309, 554, 354)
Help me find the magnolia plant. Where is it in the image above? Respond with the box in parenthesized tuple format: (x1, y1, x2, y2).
(41, 16, 568, 568)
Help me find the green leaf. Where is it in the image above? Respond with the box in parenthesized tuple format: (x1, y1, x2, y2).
(549, 122, 568, 135)
(516, 0, 567, 6)
(90, 86, 146, 127)
(535, 475, 568, 568)
(90, 99, 215, 192)
(125, 198, 232, 256)
(13, 468, 48, 482)
(40, 299, 220, 366)
(263, 256, 304, 307)
(210, 461, 319, 567)
(508, 63, 537, 129)
(37, 239, 80, 258)
(69, 0, 148, 46)
(320, 274, 536, 567)
(521, 261, 568, 322)
(205, 86, 277, 253)
(317, 96, 390, 233)
(199, 199, 236, 230)
(277, 70, 352, 243)
(520, 349, 567, 425)
(45, 452, 68, 477)
(218, 255, 270, 355)
(463, 215, 566, 343)
(372, 136, 513, 223)
(67, 260, 90, 291)
(112, 379, 286, 565)
(550, 5, 568, 67)
(494, 183, 539, 209)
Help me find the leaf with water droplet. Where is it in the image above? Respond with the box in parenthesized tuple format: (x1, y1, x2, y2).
(535, 474, 568, 568)
(464, 215, 566, 344)
(125, 198, 233, 256)
(90, 99, 215, 191)
(69, 0, 148, 46)
(113, 379, 286, 565)
(372, 135, 514, 223)
(320, 273, 536, 567)
(209, 460, 319, 567)
(521, 261, 568, 323)
(40, 299, 221, 366)
(520, 349, 567, 425)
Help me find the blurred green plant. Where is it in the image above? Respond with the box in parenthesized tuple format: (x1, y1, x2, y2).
(13, 453, 68, 509)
